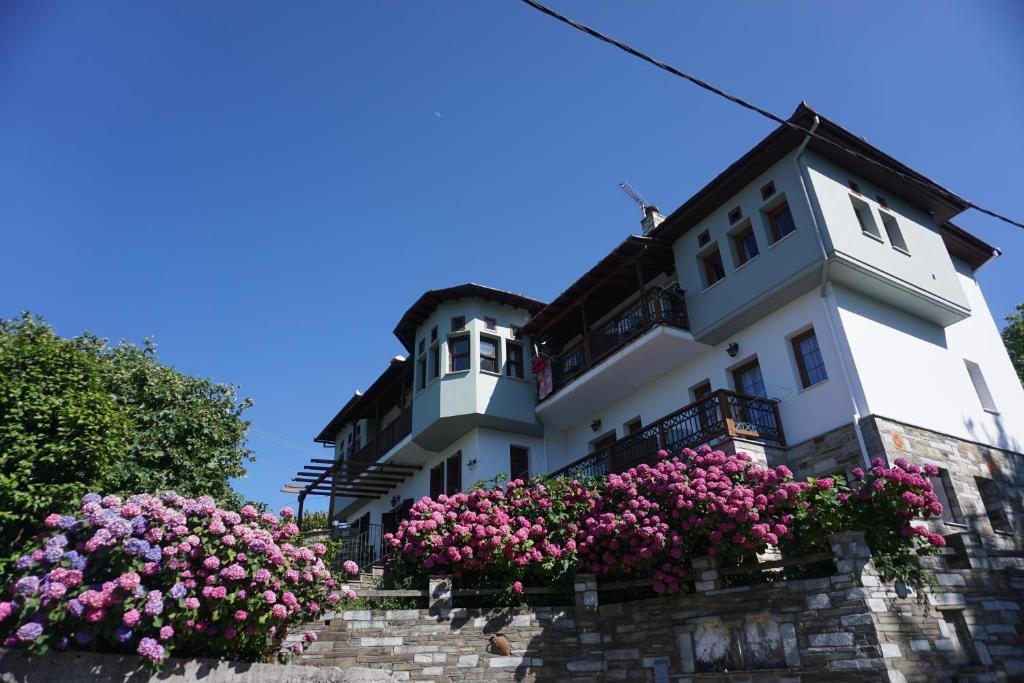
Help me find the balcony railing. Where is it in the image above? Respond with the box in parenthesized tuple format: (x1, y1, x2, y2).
(547, 288, 689, 398)
(327, 523, 385, 572)
(551, 390, 785, 480)
(341, 410, 413, 482)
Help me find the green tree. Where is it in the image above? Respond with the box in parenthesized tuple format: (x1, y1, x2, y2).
(0, 313, 256, 576)
(1004, 303, 1024, 384)
(0, 314, 132, 567)
(77, 334, 254, 507)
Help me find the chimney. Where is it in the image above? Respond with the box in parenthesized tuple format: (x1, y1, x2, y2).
(640, 205, 665, 235)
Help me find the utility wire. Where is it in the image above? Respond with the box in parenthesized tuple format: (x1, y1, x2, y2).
(517, 0, 1024, 231)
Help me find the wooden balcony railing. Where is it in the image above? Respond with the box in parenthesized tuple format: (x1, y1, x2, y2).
(547, 288, 689, 399)
(341, 410, 413, 482)
(551, 390, 785, 480)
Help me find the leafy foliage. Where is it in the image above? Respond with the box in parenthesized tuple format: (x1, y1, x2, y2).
(0, 313, 254, 577)
(77, 333, 254, 507)
(1003, 303, 1024, 384)
(0, 314, 133, 575)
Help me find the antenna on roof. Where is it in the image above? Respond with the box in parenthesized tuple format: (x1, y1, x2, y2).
(618, 182, 651, 216)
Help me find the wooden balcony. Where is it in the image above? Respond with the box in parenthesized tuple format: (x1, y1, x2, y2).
(342, 409, 413, 482)
(551, 389, 784, 479)
(546, 287, 689, 399)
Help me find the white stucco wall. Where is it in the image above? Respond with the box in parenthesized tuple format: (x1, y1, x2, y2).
(804, 151, 970, 315)
(543, 290, 855, 470)
(673, 151, 825, 341)
(833, 262, 1024, 453)
(410, 299, 537, 443)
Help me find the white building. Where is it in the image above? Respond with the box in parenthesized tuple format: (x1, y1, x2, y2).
(288, 104, 1023, 567)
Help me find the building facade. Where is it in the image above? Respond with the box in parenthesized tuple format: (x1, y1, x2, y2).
(289, 104, 1023, 613)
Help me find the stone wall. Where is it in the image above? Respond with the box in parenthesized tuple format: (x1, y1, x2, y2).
(298, 531, 1023, 681)
(0, 648, 397, 682)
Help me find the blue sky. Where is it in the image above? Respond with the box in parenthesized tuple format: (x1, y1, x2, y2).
(2, 2, 1022, 513)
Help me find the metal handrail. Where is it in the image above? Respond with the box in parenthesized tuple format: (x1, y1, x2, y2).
(551, 389, 784, 480)
(547, 288, 689, 397)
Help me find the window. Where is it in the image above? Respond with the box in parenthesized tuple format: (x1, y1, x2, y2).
(446, 452, 462, 496)
(879, 211, 909, 253)
(591, 431, 617, 452)
(766, 201, 796, 243)
(692, 380, 716, 429)
(429, 341, 440, 381)
(430, 326, 438, 342)
(848, 180, 861, 194)
(625, 417, 643, 435)
(760, 181, 776, 201)
(484, 317, 497, 331)
(416, 338, 428, 390)
(701, 247, 726, 288)
(449, 336, 470, 372)
(875, 194, 888, 209)
(510, 325, 522, 340)
(510, 446, 530, 481)
(791, 329, 827, 388)
(429, 464, 444, 498)
(731, 224, 759, 266)
(480, 336, 499, 373)
(697, 229, 711, 247)
(928, 468, 963, 524)
(451, 315, 465, 331)
(850, 195, 882, 240)
(964, 359, 997, 413)
(505, 341, 524, 378)
(732, 358, 766, 397)
(727, 206, 743, 225)
(976, 477, 1011, 533)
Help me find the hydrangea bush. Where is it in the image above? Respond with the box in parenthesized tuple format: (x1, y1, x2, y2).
(386, 447, 946, 594)
(0, 493, 354, 666)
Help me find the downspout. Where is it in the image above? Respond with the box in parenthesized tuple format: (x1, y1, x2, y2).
(792, 116, 872, 470)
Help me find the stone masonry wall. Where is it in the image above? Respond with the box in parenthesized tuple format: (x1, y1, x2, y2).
(298, 531, 1022, 682)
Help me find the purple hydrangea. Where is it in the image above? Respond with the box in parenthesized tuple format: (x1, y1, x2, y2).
(63, 551, 87, 571)
(81, 493, 101, 504)
(42, 545, 64, 564)
(14, 556, 33, 570)
(169, 583, 187, 599)
(13, 576, 39, 596)
(67, 598, 85, 617)
(143, 546, 163, 563)
(114, 626, 134, 643)
(137, 637, 165, 663)
(123, 538, 151, 557)
(16, 622, 43, 642)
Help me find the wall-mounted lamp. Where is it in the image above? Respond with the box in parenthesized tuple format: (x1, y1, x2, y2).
(390, 496, 400, 508)
(726, 342, 740, 358)
(467, 458, 478, 468)
(590, 418, 602, 432)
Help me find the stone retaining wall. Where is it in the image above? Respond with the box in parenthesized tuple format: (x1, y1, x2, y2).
(299, 531, 1023, 681)
(0, 648, 396, 682)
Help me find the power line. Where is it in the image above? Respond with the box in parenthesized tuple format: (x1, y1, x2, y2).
(517, 0, 1024, 231)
